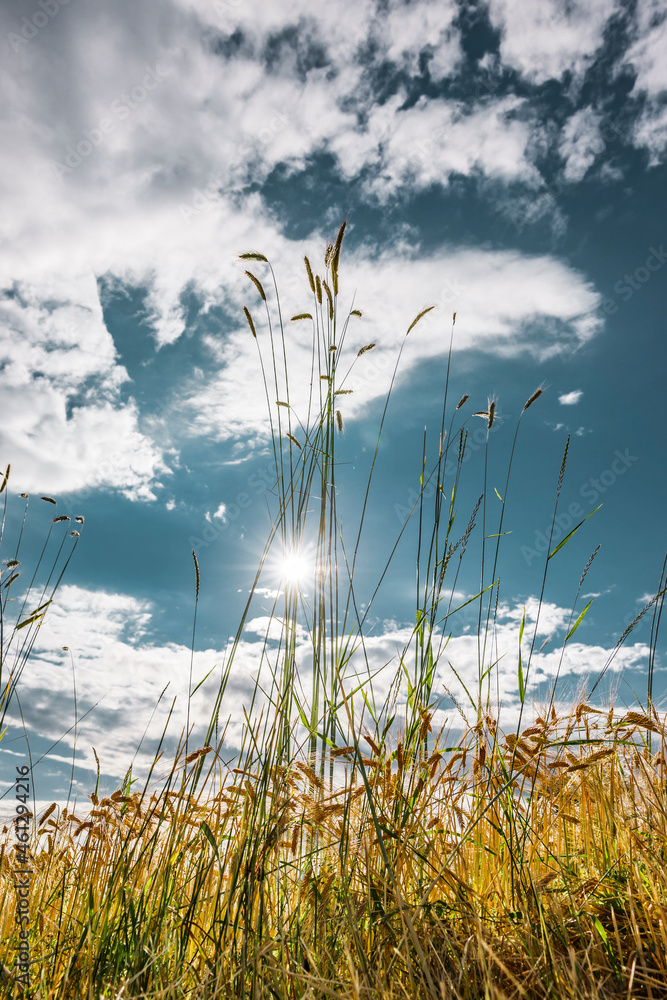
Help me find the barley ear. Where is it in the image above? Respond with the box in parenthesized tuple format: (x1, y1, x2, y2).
(244, 306, 257, 338)
(331, 219, 347, 295)
(239, 251, 269, 263)
(406, 305, 435, 336)
(304, 256, 316, 294)
(322, 279, 334, 320)
(244, 270, 266, 301)
(556, 435, 570, 500)
(523, 385, 545, 411)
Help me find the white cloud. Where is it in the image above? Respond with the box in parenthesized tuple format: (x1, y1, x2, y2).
(622, 0, 667, 163)
(558, 389, 584, 405)
(212, 503, 227, 521)
(183, 245, 602, 443)
(382, 0, 462, 79)
(330, 93, 544, 200)
(0, 272, 165, 497)
(632, 104, 667, 166)
(2, 583, 650, 804)
(0, 0, 612, 496)
(559, 108, 605, 182)
(624, 0, 667, 98)
(3, 585, 246, 782)
(487, 0, 620, 84)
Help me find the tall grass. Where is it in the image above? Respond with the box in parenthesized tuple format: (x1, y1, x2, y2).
(0, 476, 82, 746)
(1, 226, 666, 999)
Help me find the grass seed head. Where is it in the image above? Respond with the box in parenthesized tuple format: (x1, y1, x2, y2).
(523, 385, 545, 411)
(239, 251, 269, 263)
(322, 279, 334, 319)
(192, 550, 200, 598)
(244, 270, 267, 301)
(304, 255, 316, 293)
(244, 306, 257, 338)
(406, 305, 435, 336)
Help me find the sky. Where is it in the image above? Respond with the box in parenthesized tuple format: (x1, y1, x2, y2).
(0, 0, 666, 817)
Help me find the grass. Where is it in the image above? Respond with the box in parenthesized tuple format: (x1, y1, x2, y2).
(1, 223, 666, 998)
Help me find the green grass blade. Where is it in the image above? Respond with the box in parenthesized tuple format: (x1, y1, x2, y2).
(548, 504, 603, 560)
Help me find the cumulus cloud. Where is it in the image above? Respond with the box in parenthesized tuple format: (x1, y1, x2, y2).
(3, 585, 243, 784)
(624, 0, 667, 98)
(183, 245, 601, 443)
(1, 583, 648, 811)
(632, 104, 667, 167)
(623, 0, 667, 163)
(558, 389, 584, 405)
(487, 0, 620, 84)
(338, 94, 545, 201)
(559, 108, 605, 182)
(0, 0, 643, 501)
(0, 272, 165, 496)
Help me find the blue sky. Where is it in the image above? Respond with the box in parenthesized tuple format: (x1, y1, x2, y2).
(0, 0, 665, 814)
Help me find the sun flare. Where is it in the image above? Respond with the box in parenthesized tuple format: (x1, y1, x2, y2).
(280, 552, 312, 585)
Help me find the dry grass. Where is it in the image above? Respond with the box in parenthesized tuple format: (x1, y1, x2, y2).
(1, 704, 667, 998)
(1, 224, 666, 998)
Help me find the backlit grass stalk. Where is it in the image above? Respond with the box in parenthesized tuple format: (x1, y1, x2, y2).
(2, 231, 667, 998)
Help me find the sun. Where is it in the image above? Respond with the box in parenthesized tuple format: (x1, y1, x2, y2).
(267, 542, 318, 591)
(280, 551, 312, 585)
